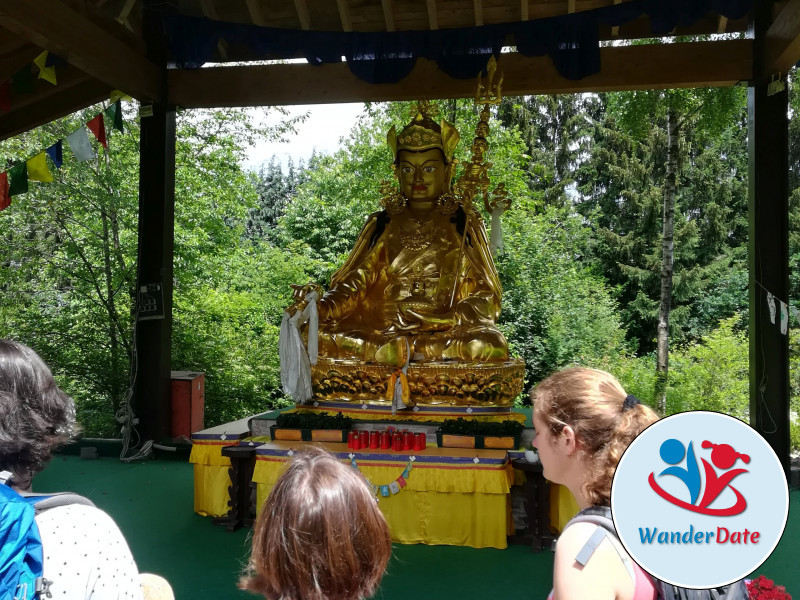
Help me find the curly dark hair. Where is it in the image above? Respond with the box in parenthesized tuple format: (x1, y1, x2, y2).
(0, 340, 80, 489)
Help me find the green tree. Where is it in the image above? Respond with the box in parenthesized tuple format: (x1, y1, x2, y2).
(604, 85, 746, 410)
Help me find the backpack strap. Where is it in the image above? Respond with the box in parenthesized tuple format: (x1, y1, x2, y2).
(565, 506, 637, 583)
(24, 492, 95, 513)
(0, 469, 15, 486)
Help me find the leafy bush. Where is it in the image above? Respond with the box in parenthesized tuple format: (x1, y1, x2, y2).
(437, 418, 524, 436)
(274, 412, 353, 430)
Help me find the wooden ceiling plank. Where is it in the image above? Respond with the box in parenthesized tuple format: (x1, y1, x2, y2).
(244, 0, 267, 26)
(168, 39, 752, 107)
(337, 0, 353, 31)
(427, 0, 439, 30)
(381, 0, 395, 31)
(521, 0, 528, 21)
(717, 15, 728, 34)
(764, 0, 800, 74)
(0, 77, 110, 141)
(294, 0, 311, 30)
(0, 0, 160, 101)
(567, 0, 575, 14)
(474, 0, 483, 26)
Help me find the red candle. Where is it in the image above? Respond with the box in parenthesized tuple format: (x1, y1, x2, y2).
(403, 431, 414, 451)
(359, 431, 369, 449)
(392, 433, 403, 451)
(412, 432, 423, 451)
(418, 432, 427, 451)
(347, 430, 357, 449)
(380, 431, 391, 449)
(369, 431, 379, 449)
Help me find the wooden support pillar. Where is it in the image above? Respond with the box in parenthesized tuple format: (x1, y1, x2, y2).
(748, 0, 791, 478)
(134, 1, 175, 443)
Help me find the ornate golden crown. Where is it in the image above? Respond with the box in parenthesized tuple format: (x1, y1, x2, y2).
(387, 101, 460, 164)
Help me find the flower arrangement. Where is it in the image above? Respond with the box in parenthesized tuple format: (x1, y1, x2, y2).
(747, 576, 792, 600)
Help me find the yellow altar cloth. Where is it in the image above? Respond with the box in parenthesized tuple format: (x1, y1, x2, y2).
(189, 439, 232, 517)
(189, 434, 269, 517)
(252, 441, 514, 549)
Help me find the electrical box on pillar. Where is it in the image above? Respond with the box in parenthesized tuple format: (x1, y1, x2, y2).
(171, 371, 204, 439)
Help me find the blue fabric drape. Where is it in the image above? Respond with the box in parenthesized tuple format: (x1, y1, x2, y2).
(161, 0, 754, 84)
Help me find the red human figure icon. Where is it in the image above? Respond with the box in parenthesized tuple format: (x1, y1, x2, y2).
(697, 441, 750, 513)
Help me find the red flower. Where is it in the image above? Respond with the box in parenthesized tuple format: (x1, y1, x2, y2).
(748, 575, 792, 600)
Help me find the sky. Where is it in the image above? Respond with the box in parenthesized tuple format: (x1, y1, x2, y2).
(242, 102, 365, 172)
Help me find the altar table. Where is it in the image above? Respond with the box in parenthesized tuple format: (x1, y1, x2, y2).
(253, 441, 514, 549)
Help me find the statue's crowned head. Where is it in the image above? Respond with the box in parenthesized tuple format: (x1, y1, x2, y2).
(387, 102, 460, 205)
(387, 101, 460, 165)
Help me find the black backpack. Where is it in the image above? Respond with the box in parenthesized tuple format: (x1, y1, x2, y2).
(566, 506, 749, 600)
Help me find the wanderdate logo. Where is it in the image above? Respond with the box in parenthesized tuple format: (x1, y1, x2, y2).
(611, 411, 788, 589)
(649, 438, 750, 516)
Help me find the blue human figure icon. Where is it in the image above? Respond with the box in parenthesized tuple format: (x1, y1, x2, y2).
(658, 438, 701, 505)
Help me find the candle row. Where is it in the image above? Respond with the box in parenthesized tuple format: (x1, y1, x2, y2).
(347, 430, 427, 451)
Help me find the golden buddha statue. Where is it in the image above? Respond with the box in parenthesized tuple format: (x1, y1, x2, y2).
(315, 109, 508, 366)
(285, 67, 523, 411)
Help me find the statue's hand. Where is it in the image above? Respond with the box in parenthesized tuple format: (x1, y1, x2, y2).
(402, 307, 456, 330)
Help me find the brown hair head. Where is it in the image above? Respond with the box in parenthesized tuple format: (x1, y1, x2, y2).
(531, 367, 658, 506)
(0, 339, 80, 489)
(240, 447, 392, 600)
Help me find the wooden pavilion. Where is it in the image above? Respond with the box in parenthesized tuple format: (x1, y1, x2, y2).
(0, 0, 794, 475)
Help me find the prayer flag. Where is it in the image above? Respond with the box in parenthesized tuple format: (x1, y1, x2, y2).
(780, 301, 788, 335)
(110, 90, 133, 103)
(8, 163, 28, 196)
(0, 172, 9, 211)
(389, 481, 400, 495)
(397, 476, 406, 488)
(66, 127, 96, 162)
(45, 53, 67, 68)
(0, 81, 10, 112)
(27, 152, 53, 182)
(104, 100, 124, 132)
(86, 114, 107, 148)
(46, 141, 63, 168)
(33, 51, 57, 85)
(11, 66, 33, 95)
(380, 485, 390, 497)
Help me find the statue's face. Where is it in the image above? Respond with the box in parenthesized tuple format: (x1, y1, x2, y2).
(397, 149, 448, 203)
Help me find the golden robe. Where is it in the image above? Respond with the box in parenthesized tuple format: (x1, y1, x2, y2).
(318, 206, 508, 364)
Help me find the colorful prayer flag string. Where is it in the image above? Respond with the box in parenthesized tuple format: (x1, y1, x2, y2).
(349, 457, 413, 499)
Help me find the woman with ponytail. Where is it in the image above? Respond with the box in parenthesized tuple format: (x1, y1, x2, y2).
(531, 367, 659, 600)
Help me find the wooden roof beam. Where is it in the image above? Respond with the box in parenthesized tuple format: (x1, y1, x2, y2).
(521, 0, 528, 21)
(427, 0, 439, 30)
(764, 0, 800, 75)
(0, 74, 110, 141)
(294, 0, 311, 30)
(0, 0, 160, 101)
(200, 0, 228, 60)
(474, 0, 483, 26)
(168, 39, 753, 107)
(244, 0, 267, 27)
(611, 0, 621, 36)
(381, 0, 395, 32)
(337, 0, 353, 32)
(567, 0, 575, 14)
